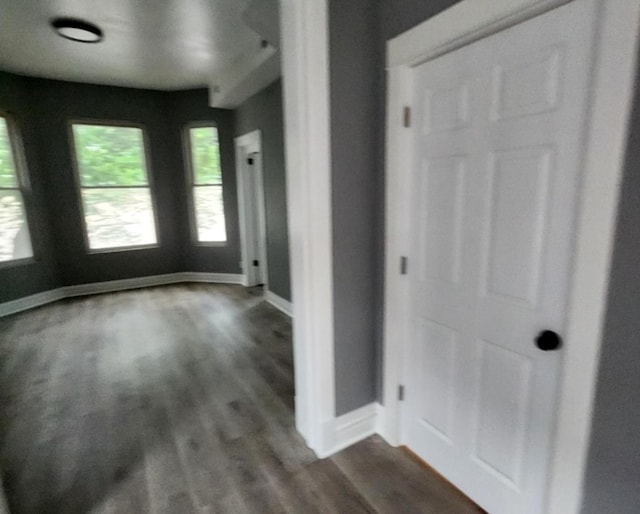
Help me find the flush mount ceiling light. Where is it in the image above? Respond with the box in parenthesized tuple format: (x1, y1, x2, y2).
(51, 17, 103, 43)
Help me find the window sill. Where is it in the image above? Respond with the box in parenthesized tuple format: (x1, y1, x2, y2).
(193, 241, 228, 248)
(0, 257, 37, 270)
(87, 243, 159, 255)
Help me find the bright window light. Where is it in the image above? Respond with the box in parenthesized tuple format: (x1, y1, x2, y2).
(72, 124, 158, 250)
(0, 116, 33, 263)
(188, 126, 227, 243)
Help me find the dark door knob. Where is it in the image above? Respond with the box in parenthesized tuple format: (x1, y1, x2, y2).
(535, 330, 562, 351)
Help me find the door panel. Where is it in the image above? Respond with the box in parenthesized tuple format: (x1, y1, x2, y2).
(491, 45, 562, 121)
(424, 81, 471, 133)
(418, 156, 466, 284)
(484, 147, 552, 304)
(417, 318, 458, 441)
(402, 2, 597, 513)
(473, 340, 532, 487)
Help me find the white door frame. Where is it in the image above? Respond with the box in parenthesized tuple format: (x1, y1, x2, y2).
(235, 130, 269, 288)
(382, 1, 640, 513)
(279, 0, 336, 455)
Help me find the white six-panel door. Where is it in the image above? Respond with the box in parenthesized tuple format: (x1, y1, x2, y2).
(402, 2, 597, 513)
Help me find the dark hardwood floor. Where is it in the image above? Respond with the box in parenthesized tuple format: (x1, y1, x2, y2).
(0, 284, 480, 513)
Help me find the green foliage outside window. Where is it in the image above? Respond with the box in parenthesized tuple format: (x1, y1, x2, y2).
(73, 125, 148, 186)
(190, 127, 222, 185)
(0, 119, 18, 188)
(0, 116, 33, 261)
(72, 123, 157, 249)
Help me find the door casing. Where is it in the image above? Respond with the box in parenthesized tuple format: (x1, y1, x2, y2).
(235, 130, 269, 288)
(382, 1, 640, 513)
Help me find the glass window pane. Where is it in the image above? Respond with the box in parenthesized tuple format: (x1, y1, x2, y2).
(73, 125, 148, 186)
(0, 190, 33, 262)
(0, 118, 18, 188)
(190, 127, 222, 185)
(194, 186, 227, 242)
(81, 188, 157, 249)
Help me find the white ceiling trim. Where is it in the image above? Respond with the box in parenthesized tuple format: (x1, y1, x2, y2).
(208, 46, 281, 108)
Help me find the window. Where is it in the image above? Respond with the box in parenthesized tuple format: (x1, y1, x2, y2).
(72, 123, 157, 251)
(0, 115, 33, 263)
(187, 126, 227, 243)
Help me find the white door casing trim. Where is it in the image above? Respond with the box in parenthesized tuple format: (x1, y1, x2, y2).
(0, 272, 245, 318)
(386, 0, 574, 69)
(382, 1, 640, 513)
(547, 2, 640, 512)
(280, 0, 336, 454)
(235, 130, 269, 288)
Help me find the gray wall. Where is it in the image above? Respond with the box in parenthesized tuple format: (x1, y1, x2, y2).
(28, 77, 182, 286)
(234, 80, 291, 301)
(581, 68, 640, 513)
(378, 0, 463, 40)
(329, 0, 379, 415)
(0, 72, 60, 302)
(0, 72, 242, 302)
(327, 0, 464, 415)
(168, 89, 241, 275)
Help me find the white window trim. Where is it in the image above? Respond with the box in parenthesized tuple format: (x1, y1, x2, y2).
(0, 113, 36, 267)
(382, 1, 640, 513)
(183, 122, 229, 247)
(69, 120, 161, 253)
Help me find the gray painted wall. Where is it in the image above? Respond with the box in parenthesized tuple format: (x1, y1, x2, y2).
(0, 72, 242, 302)
(327, 0, 464, 415)
(0, 72, 60, 302)
(378, 0, 463, 40)
(581, 69, 640, 513)
(28, 77, 182, 286)
(168, 89, 241, 275)
(234, 80, 291, 301)
(329, 0, 379, 415)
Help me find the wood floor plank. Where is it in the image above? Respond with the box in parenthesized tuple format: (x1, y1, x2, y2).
(332, 436, 483, 514)
(0, 284, 481, 514)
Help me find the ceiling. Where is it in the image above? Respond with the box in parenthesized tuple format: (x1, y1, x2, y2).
(0, 0, 268, 90)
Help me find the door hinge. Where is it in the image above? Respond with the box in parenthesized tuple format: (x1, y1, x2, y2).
(403, 106, 411, 128)
(400, 256, 408, 275)
(398, 385, 405, 401)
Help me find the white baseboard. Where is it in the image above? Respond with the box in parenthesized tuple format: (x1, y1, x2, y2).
(0, 289, 66, 318)
(318, 402, 379, 458)
(265, 290, 293, 317)
(61, 273, 183, 297)
(178, 272, 245, 284)
(0, 272, 245, 317)
(373, 401, 401, 447)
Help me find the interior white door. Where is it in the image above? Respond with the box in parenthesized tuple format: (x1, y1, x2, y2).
(402, 2, 597, 513)
(246, 152, 268, 286)
(237, 135, 268, 289)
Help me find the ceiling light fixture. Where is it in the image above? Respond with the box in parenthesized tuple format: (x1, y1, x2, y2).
(51, 17, 103, 43)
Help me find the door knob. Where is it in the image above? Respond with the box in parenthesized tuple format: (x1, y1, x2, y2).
(535, 330, 562, 351)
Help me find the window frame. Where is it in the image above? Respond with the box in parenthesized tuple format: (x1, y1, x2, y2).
(69, 119, 161, 254)
(0, 111, 37, 269)
(183, 122, 228, 247)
